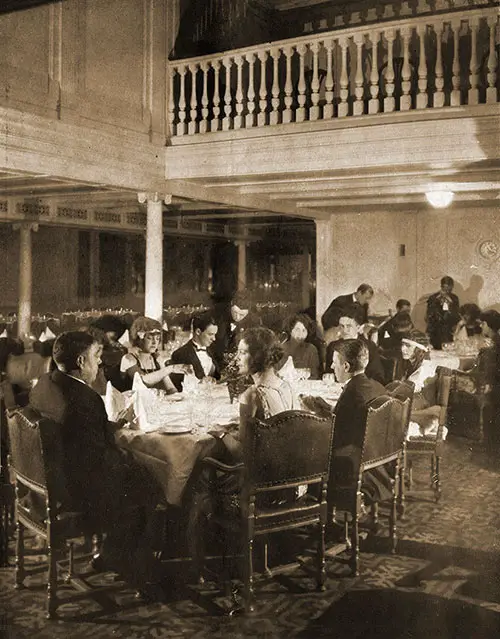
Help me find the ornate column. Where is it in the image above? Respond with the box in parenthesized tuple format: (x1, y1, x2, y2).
(14, 222, 38, 340)
(315, 218, 335, 331)
(89, 230, 100, 307)
(236, 238, 247, 291)
(138, 192, 171, 321)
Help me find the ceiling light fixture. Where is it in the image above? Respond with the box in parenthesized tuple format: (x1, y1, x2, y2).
(425, 189, 454, 208)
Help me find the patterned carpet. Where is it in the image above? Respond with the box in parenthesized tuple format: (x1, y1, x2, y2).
(1, 438, 500, 639)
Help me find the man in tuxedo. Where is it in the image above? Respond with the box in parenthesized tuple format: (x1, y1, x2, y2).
(321, 283, 374, 333)
(212, 292, 262, 365)
(325, 311, 385, 384)
(29, 331, 160, 589)
(328, 338, 391, 510)
(426, 276, 460, 349)
(170, 313, 220, 390)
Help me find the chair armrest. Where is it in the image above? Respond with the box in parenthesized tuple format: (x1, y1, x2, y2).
(202, 457, 244, 473)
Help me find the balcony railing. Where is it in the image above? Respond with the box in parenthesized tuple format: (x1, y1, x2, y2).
(167, 6, 499, 137)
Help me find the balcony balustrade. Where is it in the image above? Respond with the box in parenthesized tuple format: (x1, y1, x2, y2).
(167, 6, 499, 137)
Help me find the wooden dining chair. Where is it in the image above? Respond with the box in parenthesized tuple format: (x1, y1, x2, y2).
(191, 409, 335, 613)
(6, 406, 115, 619)
(328, 395, 410, 576)
(404, 366, 453, 503)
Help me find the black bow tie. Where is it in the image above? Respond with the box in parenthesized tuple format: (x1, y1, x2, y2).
(194, 345, 207, 352)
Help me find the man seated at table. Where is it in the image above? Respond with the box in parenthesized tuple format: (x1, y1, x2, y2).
(378, 299, 413, 343)
(321, 283, 374, 334)
(325, 311, 386, 384)
(29, 331, 161, 592)
(328, 339, 392, 515)
(170, 312, 220, 391)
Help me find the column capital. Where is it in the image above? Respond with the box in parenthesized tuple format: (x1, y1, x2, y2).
(13, 222, 39, 232)
(137, 192, 172, 205)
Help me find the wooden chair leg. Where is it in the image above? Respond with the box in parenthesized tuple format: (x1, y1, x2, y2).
(316, 522, 326, 592)
(14, 521, 25, 589)
(371, 503, 379, 527)
(344, 512, 351, 551)
(64, 541, 74, 583)
(390, 489, 397, 554)
(244, 534, 255, 613)
(46, 540, 58, 620)
(434, 455, 442, 502)
(398, 464, 406, 520)
(430, 455, 435, 487)
(349, 505, 360, 576)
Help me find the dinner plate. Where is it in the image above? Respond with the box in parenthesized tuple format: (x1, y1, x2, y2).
(158, 425, 193, 434)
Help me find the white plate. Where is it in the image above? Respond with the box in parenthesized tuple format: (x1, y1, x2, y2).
(158, 425, 193, 434)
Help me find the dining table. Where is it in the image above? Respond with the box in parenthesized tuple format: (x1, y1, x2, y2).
(114, 379, 342, 507)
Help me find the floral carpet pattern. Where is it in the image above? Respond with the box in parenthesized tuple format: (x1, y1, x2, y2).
(1, 438, 500, 638)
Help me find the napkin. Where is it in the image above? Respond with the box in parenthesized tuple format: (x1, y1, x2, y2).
(162, 321, 169, 331)
(118, 329, 130, 347)
(133, 388, 158, 432)
(38, 329, 48, 343)
(0, 330, 7, 339)
(44, 326, 56, 340)
(279, 355, 296, 382)
(104, 381, 126, 421)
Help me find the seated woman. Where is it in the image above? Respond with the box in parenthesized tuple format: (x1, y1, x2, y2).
(278, 313, 321, 380)
(120, 316, 178, 393)
(453, 303, 482, 342)
(214, 327, 299, 462)
(400, 332, 444, 438)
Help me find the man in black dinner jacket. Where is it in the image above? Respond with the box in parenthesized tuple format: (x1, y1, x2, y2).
(328, 338, 392, 512)
(29, 331, 160, 590)
(170, 312, 220, 390)
(321, 283, 374, 333)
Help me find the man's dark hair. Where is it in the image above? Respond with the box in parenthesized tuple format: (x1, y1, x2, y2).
(231, 292, 251, 309)
(459, 303, 481, 322)
(192, 313, 217, 333)
(392, 311, 414, 333)
(52, 331, 96, 373)
(479, 310, 500, 333)
(333, 338, 369, 374)
(396, 299, 411, 311)
(357, 283, 374, 296)
(441, 276, 454, 287)
(339, 308, 365, 326)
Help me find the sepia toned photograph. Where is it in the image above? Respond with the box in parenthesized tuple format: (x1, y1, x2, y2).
(0, 0, 499, 637)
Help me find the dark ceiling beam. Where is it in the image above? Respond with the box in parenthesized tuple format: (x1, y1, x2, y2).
(0, 0, 58, 15)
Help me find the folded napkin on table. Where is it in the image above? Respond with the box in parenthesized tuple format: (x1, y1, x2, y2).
(44, 326, 56, 340)
(279, 355, 296, 382)
(0, 330, 7, 339)
(38, 329, 48, 343)
(104, 381, 126, 421)
(118, 329, 130, 347)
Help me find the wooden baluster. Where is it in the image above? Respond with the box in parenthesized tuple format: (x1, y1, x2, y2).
(353, 34, 365, 116)
(188, 64, 198, 135)
(257, 50, 268, 127)
(416, 24, 428, 109)
(246, 52, 256, 128)
(400, 26, 412, 111)
(323, 38, 334, 119)
(199, 62, 209, 133)
(234, 54, 244, 130)
(283, 45, 294, 124)
(486, 16, 498, 104)
(368, 31, 380, 114)
(450, 19, 461, 106)
(168, 66, 176, 136)
(177, 65, 187, 136)
(310, 41, 320, 120)
(384, 29, 395, 112)
(296, 44, 307, 122)
(212, 60, 221, 132)
(434, 23, 444, 107)
(468, 17, 479, 106)
(269, 47, 281, 125)
(338, 37, 349, 117)
(222, 56, 232, 131)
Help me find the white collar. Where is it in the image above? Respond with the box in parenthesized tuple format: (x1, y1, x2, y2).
(64, 372, 87, 385)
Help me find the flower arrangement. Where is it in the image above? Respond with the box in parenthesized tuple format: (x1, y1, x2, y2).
(220, 351, 252, 403)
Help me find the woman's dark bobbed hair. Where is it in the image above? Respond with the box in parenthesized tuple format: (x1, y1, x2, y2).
(240, 327, 284, 374)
